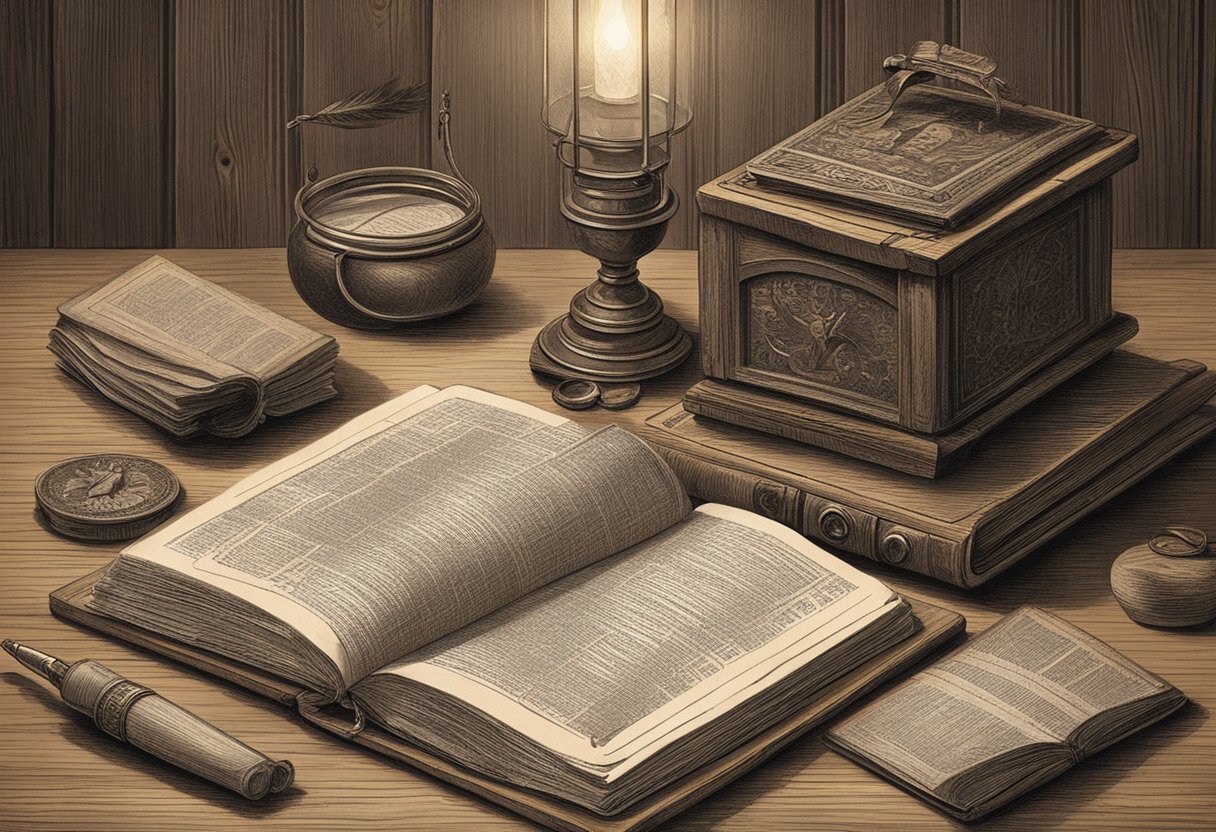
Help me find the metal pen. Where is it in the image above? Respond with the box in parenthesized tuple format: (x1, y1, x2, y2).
(3, 639, 294, 800)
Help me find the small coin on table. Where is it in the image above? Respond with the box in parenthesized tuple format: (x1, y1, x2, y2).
(34, 453, 183, 541)
(598, 383, 642, 410)
(552, 379, 601, 410)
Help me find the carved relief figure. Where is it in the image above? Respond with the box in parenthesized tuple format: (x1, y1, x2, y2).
(63, 461, 153, 511)
(747, 274, 897, 404)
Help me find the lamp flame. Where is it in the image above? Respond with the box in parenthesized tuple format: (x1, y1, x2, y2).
(594, 0, 639, 101)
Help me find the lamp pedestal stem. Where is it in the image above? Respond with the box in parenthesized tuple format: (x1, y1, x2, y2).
(530, 184, 691, 383)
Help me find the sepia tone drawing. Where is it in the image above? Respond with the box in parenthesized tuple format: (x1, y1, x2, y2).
(1, 4, 1214, 832)
(35, 453, 183, 542)
(3, 639, 294, 800)
(51, 256, 339, 438)
(746, 83, 1100, 228)
(53, 385, 961, 829)
(1110, 526, 1216, 628)
(825, 607, 1188, 821)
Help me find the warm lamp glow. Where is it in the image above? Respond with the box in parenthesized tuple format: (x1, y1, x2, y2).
(593, 0, 639, 101)
(534, 0, 693, 384)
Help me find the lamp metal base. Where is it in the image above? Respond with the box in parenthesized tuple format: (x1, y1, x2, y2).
(530, 312, 691, 383)
(530, 177, 692, 384)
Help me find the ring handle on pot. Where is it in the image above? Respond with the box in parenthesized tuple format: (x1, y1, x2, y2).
(437, 91, 469, 186)
(332, 251, 419, 322)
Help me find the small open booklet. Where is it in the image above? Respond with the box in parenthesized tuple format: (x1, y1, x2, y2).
(826, 606, 1186, 821)
(50, 256, 338, 438)
(88, 385, 918, 814)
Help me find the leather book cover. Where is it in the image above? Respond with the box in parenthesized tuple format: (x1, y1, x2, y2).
(642, 352, 1216, 588)
(746, 83, 1102, 228)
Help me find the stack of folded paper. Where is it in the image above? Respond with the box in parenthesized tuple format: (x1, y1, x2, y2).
(49, 256, 338, 438)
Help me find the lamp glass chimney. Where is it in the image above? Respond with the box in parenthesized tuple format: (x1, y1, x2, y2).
(543, 0, 689, 176)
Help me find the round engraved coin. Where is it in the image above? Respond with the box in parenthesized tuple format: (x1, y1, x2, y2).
(552, 379, 601, 411)
(1148, 525, 1208, 557)
(598, 383, 642, 411)
(35, 454, 183, 542)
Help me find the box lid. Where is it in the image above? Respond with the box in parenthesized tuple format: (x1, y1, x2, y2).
(699, 127, 1137, 277)
(746, 43, 1104, 229)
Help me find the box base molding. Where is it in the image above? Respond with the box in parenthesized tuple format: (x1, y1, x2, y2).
(684, 313, 1138, 477)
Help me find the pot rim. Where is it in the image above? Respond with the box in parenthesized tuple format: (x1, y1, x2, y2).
(295, 166, 483, 255)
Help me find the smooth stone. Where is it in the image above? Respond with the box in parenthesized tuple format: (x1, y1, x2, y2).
(1111, 541, 1216, 627)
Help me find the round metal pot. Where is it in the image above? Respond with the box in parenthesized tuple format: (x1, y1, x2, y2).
(288, 166, 495, 330)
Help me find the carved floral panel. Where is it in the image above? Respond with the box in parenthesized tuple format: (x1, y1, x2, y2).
(958, 210, 1083, 402)
(745, 272, 897, 405)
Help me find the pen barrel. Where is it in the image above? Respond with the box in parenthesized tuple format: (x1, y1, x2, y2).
(60, 660, 293, 800)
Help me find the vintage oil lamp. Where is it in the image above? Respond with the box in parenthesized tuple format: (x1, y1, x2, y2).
(531, 0, 692, 383)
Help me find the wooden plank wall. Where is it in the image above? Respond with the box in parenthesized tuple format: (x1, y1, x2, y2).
(1, 0, 51, 247)
(1, 0, 1211, 249)
(175, 0, 298, 246)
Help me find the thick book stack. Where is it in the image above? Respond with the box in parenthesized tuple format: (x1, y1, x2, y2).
(642, 352, 1216, 588)
(55, 386, 964, 829)
(50, 256, 339, 438)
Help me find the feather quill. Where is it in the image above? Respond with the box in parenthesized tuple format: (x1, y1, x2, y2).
(287, 78, 428, 130)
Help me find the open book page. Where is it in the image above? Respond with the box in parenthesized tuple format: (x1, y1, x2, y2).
(359, 503, 902, 770)
(58, 256, 334, 382)
(96, 385, 690, 695)
(827, 606, 1176, 794)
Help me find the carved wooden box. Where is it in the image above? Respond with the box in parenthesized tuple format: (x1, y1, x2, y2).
(696, 84, 1139, 436)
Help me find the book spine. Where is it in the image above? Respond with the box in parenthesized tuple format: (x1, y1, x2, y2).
(653, 445, 970, 586)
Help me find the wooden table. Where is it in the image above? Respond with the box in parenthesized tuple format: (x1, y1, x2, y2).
(1, 248, 1213, 831)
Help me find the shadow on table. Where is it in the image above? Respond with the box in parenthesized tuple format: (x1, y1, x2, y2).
(852, 435, 1216, 614)
(364, 278, 547, 341)
(1, 671, 306, 817)
(50, 357, 392, 473)
(666, 700, 1206, 832)
(163, 358, 394, 470)
(978, 701, 1208, 830)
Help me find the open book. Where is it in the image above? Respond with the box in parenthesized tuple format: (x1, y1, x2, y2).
(826, 607, 1186, 821)
(88, 385, 919, 815)
(49, 256, 338, 438)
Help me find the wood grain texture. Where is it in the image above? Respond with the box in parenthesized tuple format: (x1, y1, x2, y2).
(651, 353, 1216, 585)
(673, 0, 821, 249)
(836, 0, 953, 103)
(175, 0, 296, 247)
(682, 313, 1139, 478)
(299, 0, 432, 184)
(52, 0, 170, 247)
(0, 0, 51, 247)
(2, 1, 1212, 250)
(0, 247, 1214, 829)
(695, 129, 1138, 277)
(430, 0, 565, 248)
(705, 1, 820, 193)
(958, 0, 1078, 112)
(660, 0, 702, 248)
(1201, 0, 1215, 246)
(1079, 0, 1199, 247)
